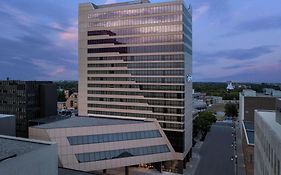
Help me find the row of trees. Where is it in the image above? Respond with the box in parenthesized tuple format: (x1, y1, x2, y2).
(193, 82, 240, 100)
(193, 102, 238, 145)
(224, 102, 238, 117)
(193, 111, 217, 143)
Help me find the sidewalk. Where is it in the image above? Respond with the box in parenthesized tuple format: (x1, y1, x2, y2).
(183, 141, 202, 175)
(235, 121, 246, 175)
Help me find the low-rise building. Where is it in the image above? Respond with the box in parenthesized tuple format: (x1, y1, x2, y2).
(193, 99, 207, 112)
(263, 88, 281, 97)
(0, 114, 16, 136)
(64, 90, 70, 99)
(65, 92, 78, 109)
(254, 99, 281, 175)
(0, 80, 57, 137)
(29, 116, 180, 174)
(239, 89, 276, 122)
(57, 102, 66, 110)
(239, 89, 277, 175)
(0, 135, 57, 175)
(272, 90, 281, 97)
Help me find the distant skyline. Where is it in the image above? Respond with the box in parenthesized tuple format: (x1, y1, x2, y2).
(0, 0, 280, 82)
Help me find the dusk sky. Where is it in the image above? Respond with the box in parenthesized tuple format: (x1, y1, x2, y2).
(0, 0, 280, 82)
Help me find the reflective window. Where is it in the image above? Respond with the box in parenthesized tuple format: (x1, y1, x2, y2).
(88, 54, 184, 62)
(76, 145, 170, 163)
(68, 130, 162, 145)
(89, 14, 182, 28)
(88, 4, 182, 19)
(88, 24, 182, 36)
(87, 77, 184, 83)
(88, 34, 183, 45)
(88, 62, 184, 69)
(88, 110, 184, 122)
(87, 84, 184, 91)
(88, 69, 184, 76)
(88, 44, 186, 54)
(87, 103, 184, 114)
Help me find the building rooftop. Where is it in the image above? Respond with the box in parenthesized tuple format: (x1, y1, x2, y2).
(32, 116, 148, 129)
(256, 111, 281, 140)
(29, 115, 71, 126)
(92, 0, 150, 8)
(242, 89, 256, 97)
(0, 135, 53, 162)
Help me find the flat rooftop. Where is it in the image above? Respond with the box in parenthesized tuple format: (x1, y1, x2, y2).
(32, 116, 147, 129)
(0, 135, 52, 162)
(29, 115, 71, 125)
(257, 111, 281, 140)
(92, 0, 150, 8)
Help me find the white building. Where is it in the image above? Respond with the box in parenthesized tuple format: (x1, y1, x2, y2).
(29, 116, 180, 174)
(254, 99, 281, 175)
(0, 135, 57, 175)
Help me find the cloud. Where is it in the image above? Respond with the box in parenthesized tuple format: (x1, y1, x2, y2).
(197, 45, 277, 61)
(0, 4, 33, 26)
(59, 27, 77, 41)
(193, 4, 209, 21)
(238, 16, 281, 32)
(192, 45, 280, 82)
(223, 16, 281, 36)
(222, 65, 244, 69)
(216, 63, 281, 83)
(0, 23, 77, 80)
(105, 0, 117, 4)
(190, 0, 231, 20)
(31, 59, 65, 76)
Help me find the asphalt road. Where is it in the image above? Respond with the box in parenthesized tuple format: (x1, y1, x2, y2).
(195, 122, 235, 175)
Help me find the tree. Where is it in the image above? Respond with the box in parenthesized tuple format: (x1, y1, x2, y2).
(57, 91, 66, 102)
(193, 111, 217, 141)
(224, 102, 238, 117)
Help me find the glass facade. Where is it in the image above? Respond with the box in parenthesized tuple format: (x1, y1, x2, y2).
(88, 35, 184, 45)
(76, 144, 170, 162)
(0, 81, 56, 138)
(89, 14, 182, 27)
(88, 4, 182, 19)
(83, 1, 192, 153)
(68, 130, 162, 145)
(88, 44, 190, 54)
(88, 55, 184, 61)
(88, 24, 184, 36)
(88, 110, 184, 123)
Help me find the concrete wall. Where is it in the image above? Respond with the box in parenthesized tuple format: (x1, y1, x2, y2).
(255, 111, 281, 175)
(244, 97, 275, 122)
(29, 121, 179, 172)
(242, 129, 254, 175)
(276, 99, 281, 124)
(39, 83, 57, 117)
(0, 142, 57, 175)
(0, 115, 16, 136)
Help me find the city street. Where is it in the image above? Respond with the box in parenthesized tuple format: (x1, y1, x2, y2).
(194, 122, 235, 175)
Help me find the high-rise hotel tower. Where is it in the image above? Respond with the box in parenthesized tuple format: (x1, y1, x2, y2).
(79, 0, 192, 170)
